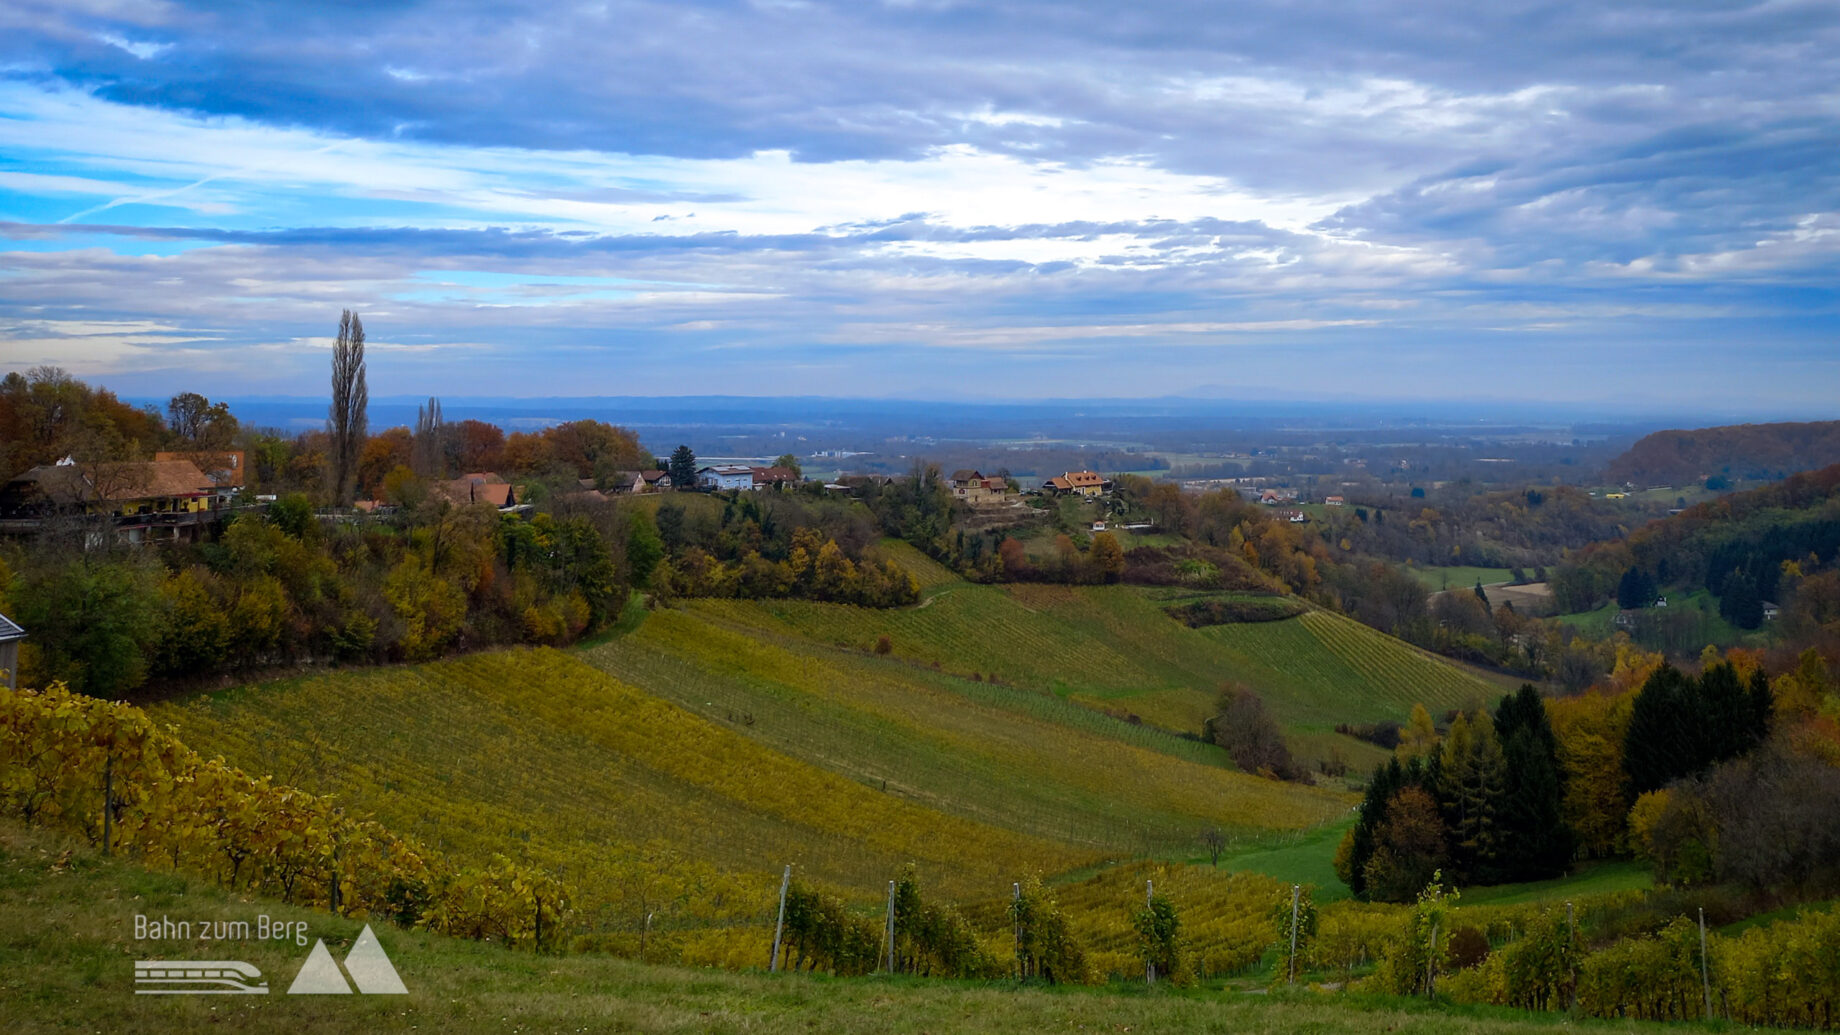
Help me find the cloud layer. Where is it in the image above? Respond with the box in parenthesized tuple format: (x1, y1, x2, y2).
(0, 0, 1836, 408)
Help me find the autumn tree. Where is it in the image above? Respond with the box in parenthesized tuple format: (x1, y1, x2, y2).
(1205, 685, 1299, 780)
(1396, 703, 1439, 762)
(327, 310, 368, 507)
(166, 391, 239, 450)
(449, 419, 505, 472)
(1088, 531, 1125, 583)
(1363, 786, 1450, 903)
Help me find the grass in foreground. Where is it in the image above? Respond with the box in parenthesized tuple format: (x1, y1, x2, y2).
(0, 818, 1731, 1035)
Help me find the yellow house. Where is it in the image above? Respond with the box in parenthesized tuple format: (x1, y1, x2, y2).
(1043, 470, 1112, 497)
(2, 459, 215, 519)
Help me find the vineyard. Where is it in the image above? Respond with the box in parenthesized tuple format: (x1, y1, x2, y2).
(149, 649, 1103, 963)
(674, 578, 1498, 739)
(582, 607, 1354, 854)
(1201, 610, 1498, 727)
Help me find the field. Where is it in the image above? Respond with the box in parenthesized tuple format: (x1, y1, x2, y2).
(1406, 566, 1519, 592)
(1554, 590, 1756, 648)
(0, 818, 1727, 1035)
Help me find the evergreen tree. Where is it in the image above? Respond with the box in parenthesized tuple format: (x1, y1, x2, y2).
(1492, 685, 1573, 881)
(1438, 711, 1506, 884)
(667, 445, 697, 490)
(1624, 662, 1772, 796)
(1616, 566, 1657, 610)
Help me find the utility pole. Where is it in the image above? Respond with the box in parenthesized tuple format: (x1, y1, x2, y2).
(770, 865, 791, 972)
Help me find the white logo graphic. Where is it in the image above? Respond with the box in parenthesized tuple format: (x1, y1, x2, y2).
(134, 960, 268, 994)
(287, 925, 408, 995)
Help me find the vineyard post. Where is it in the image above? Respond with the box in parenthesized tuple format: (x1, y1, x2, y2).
(1288, 883, 1301, 985)
(884, 880, 896, 975)
(102, 753, 113, 857)
(1145, 879, 1155, 987)
(329, 842, 342, 915)
(1698, 907, 1711, 1019)
(1426, 921, 1438, 998)
(1565, 901, 1576, 1010)
(770, 864, 790, 972)
(1012, 881, 1022, 980)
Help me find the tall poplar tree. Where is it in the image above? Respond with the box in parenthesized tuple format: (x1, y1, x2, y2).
(328, 310, 368, 507)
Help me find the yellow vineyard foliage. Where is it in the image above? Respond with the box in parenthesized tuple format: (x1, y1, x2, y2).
(151, 648, 1098, 965)
(0, 681, 569, 951)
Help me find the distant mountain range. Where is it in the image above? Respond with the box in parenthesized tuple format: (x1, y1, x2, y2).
(1605, 420, 1840, 487)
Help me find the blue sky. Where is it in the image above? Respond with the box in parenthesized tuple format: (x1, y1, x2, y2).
(0, 0, 1836, 410)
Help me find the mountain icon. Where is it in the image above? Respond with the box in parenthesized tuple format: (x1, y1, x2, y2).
(286, 940, 351, 995)
(286, 925, 406, 995)
(344, 925, 409, 994)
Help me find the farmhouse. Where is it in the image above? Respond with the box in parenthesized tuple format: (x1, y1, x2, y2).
(433, 472, 519, 509)
(950, 469, 1010, 504)
(698, 465, 755, 491)
(1043, 470, 1112, 497)
(1324, 495, 1346, 507)
(155, 450, 246, 503)
(610, 470, 672, 494)
(750, 466, 799, 490)
(0, 457, 221, 542)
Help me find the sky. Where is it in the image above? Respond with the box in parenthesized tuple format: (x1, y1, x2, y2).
(0, 0, 1837, 411)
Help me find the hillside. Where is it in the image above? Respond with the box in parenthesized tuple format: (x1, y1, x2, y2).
(1605, 419, 1840, 488)
(3, 817, 1706, 1035)
(151, 643, 1353, 960)
(639, 578, 1500, 741)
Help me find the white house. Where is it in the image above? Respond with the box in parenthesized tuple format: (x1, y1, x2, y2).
(698, 465, 754, 491)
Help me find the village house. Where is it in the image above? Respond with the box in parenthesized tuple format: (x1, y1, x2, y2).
(154, 450, 246, 504)
(950, 469, 1010, 504)
(749, 466, 799, 490)
(1324, 495, 1346, 507)
(0, 457, 219, 542)
(1042, 470, 1112, 497)
(432, 472, 519, 509)
(698, 465, 755, 491)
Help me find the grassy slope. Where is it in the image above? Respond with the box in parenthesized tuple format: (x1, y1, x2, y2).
(0, 819, 1722, 1035)
(1405, 566, 1519, 592)
(580, 607, 1351, 854)
(150, 648, 1093, 907)
(665, 579, 1499, 739)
